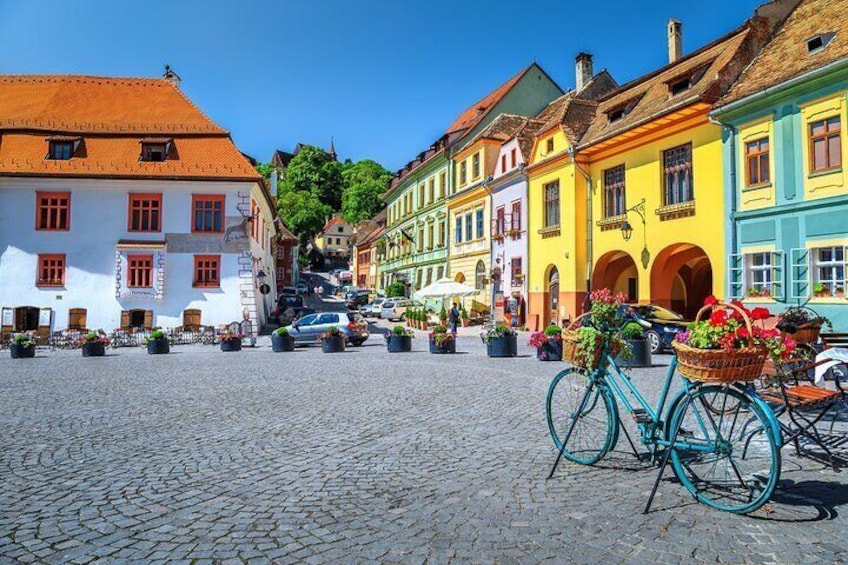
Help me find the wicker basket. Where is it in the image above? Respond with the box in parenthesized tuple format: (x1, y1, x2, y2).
(672, 302, 767, 383)
(780, 322, 821, 345)
(561, 314, 615, 369)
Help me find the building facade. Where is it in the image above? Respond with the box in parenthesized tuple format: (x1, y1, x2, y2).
(0, 74, 277, 337)
(713, 0, 848, 327)
(275, 223, 299, 290)
(315, 215, 353, 266)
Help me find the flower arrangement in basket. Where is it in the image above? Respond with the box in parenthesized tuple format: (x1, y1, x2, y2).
(673, 296, 795, 383)
(776, 306, 831, 345)
(562, 289, 628, 369)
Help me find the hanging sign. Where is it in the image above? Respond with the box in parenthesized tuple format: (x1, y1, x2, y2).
(259, 284, 271, 295)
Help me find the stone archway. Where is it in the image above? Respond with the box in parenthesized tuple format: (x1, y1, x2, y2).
(592, 251, 638, 302)
(546, 265, 559, 326)
(650, 244, 713, 319)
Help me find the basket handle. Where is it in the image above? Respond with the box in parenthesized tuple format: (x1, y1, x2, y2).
(566, 313, 592, 330)
(693, 301, 754, 348)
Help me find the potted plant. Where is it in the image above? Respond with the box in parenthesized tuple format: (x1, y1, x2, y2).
(836, 285, 845, 298)
(814, 283, 830, 297)
(617, 322, 652, 368)
(439, 307, 448, 326)
(429, 325, 456, 354)
(81, 330, 109, 357)
(529, 324, 563, 361)
(321, 326, 346, 353)
(9, 333, 36, 359)
(747, 287, 762, 298)
(386, 325, 414, 352)
(776, 306, 831, 345)
(460, 306, 470, 327)
(219, 331, 243, 352)
(271, 327, 296, 352)
(481, 324, 518, 357)
(144, 328, 171, 355)
(562, 289, 628, 369)
(406, 308, 415, 328)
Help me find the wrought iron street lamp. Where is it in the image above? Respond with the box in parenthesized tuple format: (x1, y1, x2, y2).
(620, 198, 650, 269)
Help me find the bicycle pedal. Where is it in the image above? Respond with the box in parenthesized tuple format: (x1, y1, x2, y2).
(631, 408, 651, 424)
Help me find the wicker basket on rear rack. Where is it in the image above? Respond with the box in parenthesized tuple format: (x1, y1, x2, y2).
(672, 302, 768, 383)
(562, 314, 619, 369)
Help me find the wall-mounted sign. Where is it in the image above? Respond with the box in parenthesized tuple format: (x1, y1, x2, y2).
(259, 284, 271, 295)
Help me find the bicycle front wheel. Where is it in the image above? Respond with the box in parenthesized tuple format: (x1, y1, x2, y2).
(667, 385, 780, 514)
(546, 368, 618, 465)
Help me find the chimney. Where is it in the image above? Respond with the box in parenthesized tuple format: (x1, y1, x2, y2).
(575, 52, 593, 92)
(667, 19, 683, 63)
(163, 64, 181, 89)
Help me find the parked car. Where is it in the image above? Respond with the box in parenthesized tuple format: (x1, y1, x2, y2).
(282, 311, 369, 346)
(274, 294, 315, 326)
(379, 299, 423, 321)
(361, 297, 386, 318)
(345, 289, 372, 310)
(625, 304, 689, 354)
(295, 283, 309, 295)
(280, 285, 298, 295)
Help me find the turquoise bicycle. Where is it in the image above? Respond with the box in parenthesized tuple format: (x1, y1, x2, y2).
(545, 311, 783, 514)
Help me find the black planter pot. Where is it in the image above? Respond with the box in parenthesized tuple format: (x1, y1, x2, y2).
(486, 334, 518, 358)
(429, 336, 456, 354)
(82, 342, 106, 357)
(220, 338, 242, 352)
(536, 340, 563, 361)
(386, 335, 412, 353)
(321, 335, 346, 353)
(272, 334, 295, 352)
(147, 338, 170, 355)
(616, 338, 652, 368)
(10, 344, 35, 359)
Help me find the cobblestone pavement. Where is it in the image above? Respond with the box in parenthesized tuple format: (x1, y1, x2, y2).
(1, 332, 847, 564)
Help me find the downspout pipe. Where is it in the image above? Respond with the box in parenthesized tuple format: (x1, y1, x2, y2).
(708, 114, 737, 300)
(569, 145, 593, 311)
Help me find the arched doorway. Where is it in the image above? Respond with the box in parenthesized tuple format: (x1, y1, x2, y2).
(475, 260, 486, 291)
(592, 251, 638, 302)
(650, 244, 713, 319)
(547, 266, 559, 325)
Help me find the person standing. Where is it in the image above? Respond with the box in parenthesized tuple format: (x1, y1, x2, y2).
(449, 302, 460, 334)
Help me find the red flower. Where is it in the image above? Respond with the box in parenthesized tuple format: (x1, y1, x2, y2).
(709, 310, 727, 327)
(736, 327, 750, 338)
(750, 307, 771, 321)
(704, 295, 719, 307)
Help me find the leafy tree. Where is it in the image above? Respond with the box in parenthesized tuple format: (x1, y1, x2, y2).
(341, 160, 390, 224)
(276, 185, 331, 247)
(281, 145, 344, 211)
(386, 281, 406, 298)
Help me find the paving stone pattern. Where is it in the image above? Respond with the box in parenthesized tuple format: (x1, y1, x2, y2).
(1, 335, 847, 564)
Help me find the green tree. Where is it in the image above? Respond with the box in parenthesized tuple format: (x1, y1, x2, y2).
(276, 185, 331, 247)
(385, 281, 406, 298)
(341, 160, 390, 224)
(281, 145, 344, 211)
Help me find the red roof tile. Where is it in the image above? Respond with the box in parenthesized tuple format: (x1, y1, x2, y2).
(444, 66, 528, 135)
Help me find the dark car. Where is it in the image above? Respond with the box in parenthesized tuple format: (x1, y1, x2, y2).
(280, 285, 298, 295)
(345, 289, 372, 310)
(626, 304, 689, 354)
(274, 294, 315, 326)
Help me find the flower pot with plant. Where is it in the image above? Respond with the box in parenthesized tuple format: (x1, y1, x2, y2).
(529, 324, 563, 361)
(144, 328, 171, 354)
(219, 331, 243, 352)
(271, 327, 295, 352)
(386, 325, 414, 352)
(321, 326, 346, 353)
(813, 283, 830, 298)
(747, 287, 762, 298)
(617, 322, 652, 368)
(460, 306, 470, 327)
(561, 289, 628, 369)
(81, 330, 109, 357)
(481, 324, 518, 357)
(776, 306, 831, 344)
(9, 333, 36, 359)
(439, 307, 448, 326)
(429, 325, 456, 354)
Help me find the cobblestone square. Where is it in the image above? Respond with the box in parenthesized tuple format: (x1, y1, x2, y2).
(2, 333, 847, 564)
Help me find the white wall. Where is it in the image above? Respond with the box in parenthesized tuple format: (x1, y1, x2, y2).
(491, 175, 529, 296)
(0, 176, 274, 331)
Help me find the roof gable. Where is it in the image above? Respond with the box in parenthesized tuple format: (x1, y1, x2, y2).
(444, 66, 530, 135)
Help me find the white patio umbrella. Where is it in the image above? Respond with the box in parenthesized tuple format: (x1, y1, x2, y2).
(413, 277, 478, 300)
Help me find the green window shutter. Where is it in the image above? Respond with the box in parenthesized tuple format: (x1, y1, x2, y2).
(728, 253, 744, 299)
(789, 248, 810, 300)
(771, 251, 785, 302)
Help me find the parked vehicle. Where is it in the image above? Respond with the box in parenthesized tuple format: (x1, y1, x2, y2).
(282, 311, 369, 346)
(380, 299, 423, 321)
(362, 297, 386, 318)
(274, 294, 315, 326)
(280, 285, 298, 295)
(625, 304, 689, 354)
(295, 283, 309, 295)
(345, 289, 372, 310)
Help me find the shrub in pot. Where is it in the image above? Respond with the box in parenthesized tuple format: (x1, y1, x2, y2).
(220, 331, 243, 352)
(481, 324, 518, 357)
(616, 322, 652, 368)
(81, 330, 109, 357)
(271, 327, 295, 352)
(145, 328, 171, 354)
(321, 326, 346, 353)
(530, 324, 563, 361)
(429, 325, 456, 354)
(386, 325, 414, 352)
(460, 306, 470, 327)
(9, 333, 36, 359)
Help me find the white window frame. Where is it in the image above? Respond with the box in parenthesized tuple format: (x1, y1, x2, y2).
(812, 245, 847, 297)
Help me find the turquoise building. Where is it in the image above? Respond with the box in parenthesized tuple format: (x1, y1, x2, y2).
(713, 0, 848, 328)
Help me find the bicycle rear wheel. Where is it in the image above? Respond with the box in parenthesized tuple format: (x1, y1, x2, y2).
(546, 368, 618, 465)
(667, 385, 780, 514)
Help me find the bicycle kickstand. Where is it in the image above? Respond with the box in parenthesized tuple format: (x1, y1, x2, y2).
(643, 408, 686, 514)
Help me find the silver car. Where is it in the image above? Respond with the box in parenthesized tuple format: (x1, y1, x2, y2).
(361, 297, 386, 318)
(379, 299, 423, 321)
(283, 311, 370, 346)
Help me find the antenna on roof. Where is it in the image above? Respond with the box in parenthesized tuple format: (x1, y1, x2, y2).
(163, 64, 181, 89)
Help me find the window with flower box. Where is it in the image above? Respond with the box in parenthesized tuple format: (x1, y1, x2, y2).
(192, 195, 225, 233)
(739, 251, 784, 299)
(127, 255, 154, 288)
(36, 192, 71, 231)
(813, 246, 846, 297)
(37, 254, 65, 287)
(128, 194, 162, 232)
(193, 255, 220, 288)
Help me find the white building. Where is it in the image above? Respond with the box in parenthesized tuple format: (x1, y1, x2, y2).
(0, 73, 277, 338)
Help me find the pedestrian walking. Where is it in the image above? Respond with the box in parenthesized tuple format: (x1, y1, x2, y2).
(449, 302, 460, 334)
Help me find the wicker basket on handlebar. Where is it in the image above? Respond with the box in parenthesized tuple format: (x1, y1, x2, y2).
(672, 302, 767, 383)
(562, 314, 619, 369)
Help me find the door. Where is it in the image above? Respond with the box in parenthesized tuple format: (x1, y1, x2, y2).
(291, 314, 318, 343)
(14, 306, 39, 332)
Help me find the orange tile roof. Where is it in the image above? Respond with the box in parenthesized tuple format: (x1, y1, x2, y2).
(0, 74, 259, 181)
(444, 66, 528, 135)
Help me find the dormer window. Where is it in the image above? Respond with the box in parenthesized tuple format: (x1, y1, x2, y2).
(45, 136, 81, 160)
(669, 77, 691, 97)
(607, 108, 625, 123)
(546, 138, 554, 153)
(666, 61, 713, 98)
(139, 138, 172, 162)
(807, 32, 835, 54)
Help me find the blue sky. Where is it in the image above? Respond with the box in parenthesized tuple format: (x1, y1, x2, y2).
(0, 0, 764, 170)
